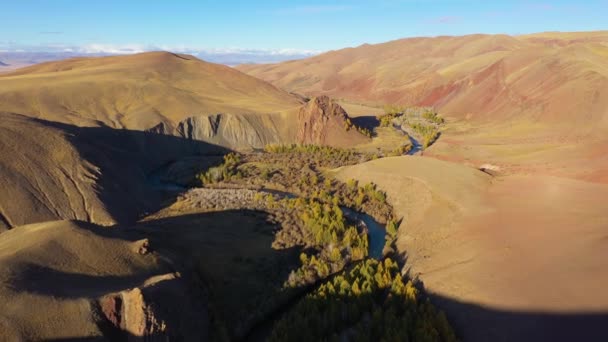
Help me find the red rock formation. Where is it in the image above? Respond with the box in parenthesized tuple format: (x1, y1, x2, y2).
(297, 96, 369, 147)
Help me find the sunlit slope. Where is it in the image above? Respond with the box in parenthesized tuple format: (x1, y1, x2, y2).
(334, 156, 608, 342)
(239, 32, 608, 134)
(0, 51, 303, 130)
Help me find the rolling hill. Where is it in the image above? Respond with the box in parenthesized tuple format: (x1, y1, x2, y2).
(238, 31, 608, 134)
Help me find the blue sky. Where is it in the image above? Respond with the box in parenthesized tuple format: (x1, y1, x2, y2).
(1, 0, 607, 61)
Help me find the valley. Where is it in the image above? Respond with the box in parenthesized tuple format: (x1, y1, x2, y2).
(0, 27, 607, 342)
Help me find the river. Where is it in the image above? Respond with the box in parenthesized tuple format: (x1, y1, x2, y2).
(341, 207, 386, 259)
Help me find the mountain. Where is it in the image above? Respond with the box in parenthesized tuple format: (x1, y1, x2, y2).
(0, 61, 7, 67)
(238, 31, 608, 135)
(0, 52, 304, 149)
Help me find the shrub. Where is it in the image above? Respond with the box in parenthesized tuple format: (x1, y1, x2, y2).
(389, 144, 412, 156)
(411, 123, 440, 148)
(196, 152, 242, 185)
(422, 110, 445, 125)
(383, 104, 405, 116)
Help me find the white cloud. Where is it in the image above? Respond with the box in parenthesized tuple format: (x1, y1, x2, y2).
(194, 47, 321, 56)
(77, 43, 148, 54)
(0, 43, 323, 65)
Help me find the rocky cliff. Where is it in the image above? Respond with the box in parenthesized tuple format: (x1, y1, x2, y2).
(297, 96, 370, 147)
(175, 112, 286, 150)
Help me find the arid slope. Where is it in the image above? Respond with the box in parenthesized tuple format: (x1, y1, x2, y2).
(0, 113, 110, 231)
(239, 32, 608, 134)
(335, 156, 608, 342)
(0, 51, 301, 126)
(0, 112, 227, 230)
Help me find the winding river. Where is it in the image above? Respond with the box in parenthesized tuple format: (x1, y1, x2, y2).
(341, 207, 386, 259)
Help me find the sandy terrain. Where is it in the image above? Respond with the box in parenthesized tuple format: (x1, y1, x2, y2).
(335, 156, 608, 341)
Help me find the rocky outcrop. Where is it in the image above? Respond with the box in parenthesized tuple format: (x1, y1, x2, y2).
(297, 96, 370, 147)
(175, 113, 285, 150)
(97, 272, 207, 341)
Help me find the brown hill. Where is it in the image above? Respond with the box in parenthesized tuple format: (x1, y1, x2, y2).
(0, 51, 304, 149)
(0, 112, 226, 231)
(238, 32, 608, 135)
(0, 219, 208, 341)
(335, 156, 608, 342)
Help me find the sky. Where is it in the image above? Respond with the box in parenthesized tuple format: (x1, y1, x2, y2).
(1, 0, 607, 63)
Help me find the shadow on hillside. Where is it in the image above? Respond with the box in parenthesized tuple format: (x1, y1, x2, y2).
(42, 288, 608, 342)
(32, 118, 229, 224)
(351, 115, 379, 131)
(135, 210, 303, 340)
(426, 292, 608, 342)
(11, 263, 161, 299)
